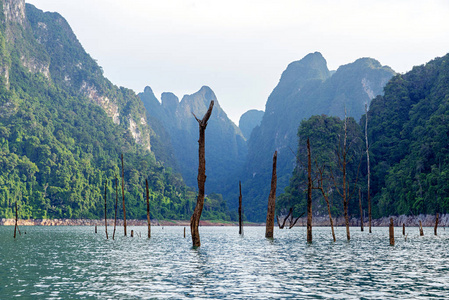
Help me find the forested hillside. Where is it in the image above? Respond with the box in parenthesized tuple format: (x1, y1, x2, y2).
(368, 53, 449, 216)
(0, 0, 230, 221)
(239, 52, 394, 221)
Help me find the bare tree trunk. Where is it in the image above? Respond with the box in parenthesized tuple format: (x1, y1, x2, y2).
(265, 151, 277, 238)
(359, 188, 364, 232)
(146, 179, 151, 239)
(190, 101, 214, 247)
(389, 217, 394, 246)
(14, 201, 18, 239)
(104, 180, 108, 239)
(343, 116, 350, 241)
(307, 138, 313, 243)
(365, 104, 372, 233)
(121, 154, 127, 236)
(239, 181, 243, 235)
(434, 213, 439, 236)
(184, 227, 186, 238)
(419, 220, 424, 236)
(278, 207, 292, 229)
(113, 175, 118, 240)
(403, 223, 405, 236)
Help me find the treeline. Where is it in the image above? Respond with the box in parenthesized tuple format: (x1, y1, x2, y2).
(278, 53, 449, 219)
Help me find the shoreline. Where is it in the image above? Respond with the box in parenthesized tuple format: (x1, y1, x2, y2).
(1, 214, 447, 227)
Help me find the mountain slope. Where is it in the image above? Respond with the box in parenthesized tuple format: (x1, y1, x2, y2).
(239, 109, 264, 140)
(240, 52, 395, 221)
(0, 0, 230, 220)
(139, 86, 247, 196)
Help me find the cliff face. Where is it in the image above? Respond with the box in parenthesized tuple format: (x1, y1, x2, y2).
(239, 52, 395, 221)
(140, 86, 247, 195)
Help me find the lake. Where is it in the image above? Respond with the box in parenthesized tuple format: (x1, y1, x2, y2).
(1, 225, 449, 299)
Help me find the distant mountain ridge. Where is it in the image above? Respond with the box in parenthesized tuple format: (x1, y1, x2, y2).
(238, 52, 395, 221)
(139, 86, 247, 195)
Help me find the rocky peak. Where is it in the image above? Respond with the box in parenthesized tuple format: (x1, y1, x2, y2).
(2, 0, 25, 25)
(161, 92, 179, 112)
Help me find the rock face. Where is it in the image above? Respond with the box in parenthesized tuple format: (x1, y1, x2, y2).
(239, 52, 395, 221)
(239, 109, 264, 140)
(139, 86, 247, 195)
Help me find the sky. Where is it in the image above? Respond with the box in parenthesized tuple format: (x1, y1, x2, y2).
(26, 0, 449, 125)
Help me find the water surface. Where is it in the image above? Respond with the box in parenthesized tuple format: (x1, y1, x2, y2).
(1, 225, 449, 299)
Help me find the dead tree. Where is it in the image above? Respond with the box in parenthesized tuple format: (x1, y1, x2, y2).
(146, 179, 151, 239)
(277, 207, 292, 229)
(113, 175, 118, 240)
(121, 154, 127, 236)
(365, 104, 372, 233)
(403, 223, 405, 236)
(333, 113, 362, 241)
(435, 213, 439, 236)
(289, 212, 305, 229)
(265, 151, 277, 238)
(306, 138, 313, 243)
(389, 217, 394, 246)
(313, 163, 336, 242)
(190, 100, 214, 247)
(104, 180, 108, 239)
(359, 188, 364, 232)
(239, 181, 243, 235)
(14, 201, 19, 238)
(419, 220, 424, 236)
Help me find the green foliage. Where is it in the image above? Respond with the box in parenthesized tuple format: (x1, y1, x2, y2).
(0, 3, 230, 221)
(278, 115, 364, 218)
(368, 54, 449, 217)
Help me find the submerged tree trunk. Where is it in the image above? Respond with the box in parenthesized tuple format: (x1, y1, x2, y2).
(239, 181, 243, 235)
(121, 154, 127, 236)
(14, 201, 18, 239)
(265, 151, 277, 238)
(359, 188, 364, 232)
(435, 213, 439, 236)
(104, 180, 108, 239)
(190, 101, 214, 248)
(307, 138, 313, 243)
(403, 223, 405, 236)
(419, 220, 424, 236)
(389, 218, 394, 246)
(113, 175, 118, 240)
(146, 179, 151, 239)
(343, 117, 350, 241)
(365, 104, 372, 233)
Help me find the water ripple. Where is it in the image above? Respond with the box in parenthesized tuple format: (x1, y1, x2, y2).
(1, 226, 449, 298)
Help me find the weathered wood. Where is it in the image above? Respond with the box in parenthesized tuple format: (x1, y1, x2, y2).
(131, 230, 134, 237)
(365, 104, 372, 234)
(307, 138, 313, 243)
(146, 179, 151, 239)
(239, 181, 243, 235)
(389, 217, 394, 246)
(265, 151, 277, 238)
(359, 188, 364, 232)
(190, 101, 214, 247)
(184, 227, 186, 238)
(14, 201, 18, 239)
(95, 224, 97, 233)
(104, 179, 108, 239)
(121, 154, 127, 236)
(113, 175, 118, 240)
(402, 223, 405, 236)
(435, 213, 439, 236)
(289, 212, 305, 229)
(278, 207, 293, 229)
(419, 220, 424, 236)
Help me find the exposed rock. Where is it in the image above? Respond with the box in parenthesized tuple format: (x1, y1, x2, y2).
(2, 0, 25, 25)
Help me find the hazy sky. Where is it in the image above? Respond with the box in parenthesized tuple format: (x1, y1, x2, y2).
(26, 0, 449, 125)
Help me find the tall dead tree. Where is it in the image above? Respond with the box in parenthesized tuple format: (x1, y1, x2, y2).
(14, 201, 19, 239)
(146, 179, 151, 239)
(389, 217, 394, 246)
(306, 138, 313, 243)
(121, 154, 127, 236)
(265, 151, 277, 238)
(359, 188, 364, 232)
(365, 104, 372, 233)
(104, 180, 108, 239)
(190, 100, 214, 247)
(239, 181, 243, 235)
(113, 175, 118, 240)
(419, 220, 424, 236)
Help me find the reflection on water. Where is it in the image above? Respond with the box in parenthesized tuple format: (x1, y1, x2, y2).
(1, 225, 449, 299)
